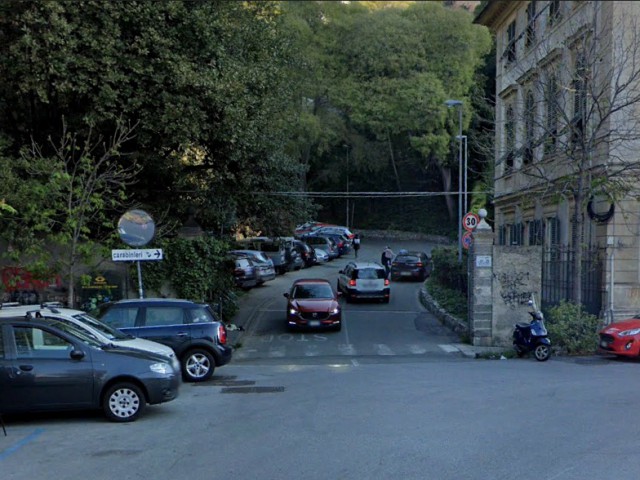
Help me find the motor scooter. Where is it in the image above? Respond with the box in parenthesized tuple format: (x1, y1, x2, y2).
(513, 295, 551, 361)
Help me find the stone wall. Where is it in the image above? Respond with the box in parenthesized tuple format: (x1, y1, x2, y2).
(491, 246, 543, 345)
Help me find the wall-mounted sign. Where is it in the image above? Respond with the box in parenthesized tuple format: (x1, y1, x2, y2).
(476, 255, 492, 268)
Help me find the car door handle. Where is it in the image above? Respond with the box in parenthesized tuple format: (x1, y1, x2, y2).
(176, 332, 188, 337)
(18, 365, 34, 372)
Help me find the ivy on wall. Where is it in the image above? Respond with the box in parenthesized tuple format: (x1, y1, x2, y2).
(131, 237, 238, 320)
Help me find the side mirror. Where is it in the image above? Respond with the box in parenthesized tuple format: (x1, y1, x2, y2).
(283, 292, 289, 298)
(70, 349, 85, 360)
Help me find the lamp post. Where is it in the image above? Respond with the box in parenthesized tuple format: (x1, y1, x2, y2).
(344, 144, 350, 228)
(445, 99, 463, 263)
(456, 134, 468, 213)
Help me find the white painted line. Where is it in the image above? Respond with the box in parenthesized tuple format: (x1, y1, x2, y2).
(439, 344, 460, 353)
(375, 344, 394, 355)
(339, 343, 357, 355)
(351, 359, 360, 366)
(409, 344, 427, 354)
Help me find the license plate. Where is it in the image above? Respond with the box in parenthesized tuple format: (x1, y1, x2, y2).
(401, 272, 412, 276)
(309, 320, 320, 327)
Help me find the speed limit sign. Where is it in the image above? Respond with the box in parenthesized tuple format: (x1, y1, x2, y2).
(463, 212, 480, 231)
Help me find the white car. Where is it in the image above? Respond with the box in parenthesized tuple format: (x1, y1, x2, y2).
(0, 303, 180, 372)
(313, 248, 329, 263)
(337, 261, 390, 303)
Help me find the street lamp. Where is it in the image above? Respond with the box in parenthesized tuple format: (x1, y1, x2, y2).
(445, 99, 463, 263)
(456, 134, 468, 213)
(343, 144, 350, 228)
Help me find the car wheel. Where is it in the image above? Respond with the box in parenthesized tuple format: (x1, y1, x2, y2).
(334, 322, 342, 332)
(383, 297, 390, 304)
(182, 348, 215, 382)
(103, 382, 146, 422)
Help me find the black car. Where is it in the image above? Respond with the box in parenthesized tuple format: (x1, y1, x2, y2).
(98, 298, 233, 382)
(291, 239, 317, 268)
(0, 315, 179, 422)
(390, 251, 432, 281)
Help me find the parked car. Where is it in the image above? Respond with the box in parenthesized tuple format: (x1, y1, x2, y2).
(229, 250, 276, 284)
(313, 232, 351, 256)
(300, 235, 339, 260)
(0, 303, 180, 372)
(294, 221, 329, 236)
(390, 251, 432, 281)
(231, 256, 259, 289)
(98, 298, 232, 382)
(598, 317, 640, 357)
(0, 315, 179, 422)
(284, 279, 342, 331)
(236, 237, 290, 274)
(337, 261, 390, 303)
(313, 225, 355, 240)
(291, 239, 317, 268)
(313, 247, 329, 264)
(276, 237, 304, 271)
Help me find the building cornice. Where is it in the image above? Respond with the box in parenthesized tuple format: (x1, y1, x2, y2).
(474, 0, 524, 30)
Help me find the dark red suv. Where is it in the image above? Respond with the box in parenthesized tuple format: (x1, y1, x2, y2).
(284, 279, 342, 331)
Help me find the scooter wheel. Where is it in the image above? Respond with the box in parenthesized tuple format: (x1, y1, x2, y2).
(534, 344, 551, 362)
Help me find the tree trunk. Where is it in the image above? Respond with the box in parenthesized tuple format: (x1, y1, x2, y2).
(386, 129, 402, 191)
(441, 166, 454, 220)
(571, 174, 586, 306)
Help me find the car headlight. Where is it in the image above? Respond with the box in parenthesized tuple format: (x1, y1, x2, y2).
(289, 308, 298, 315)
(619, 328, 640, 337)
(149, 362, 173, 374)
(330, 307, 340, 315)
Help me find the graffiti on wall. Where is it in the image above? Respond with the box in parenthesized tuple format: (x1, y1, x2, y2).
(493, 271, 532, 309)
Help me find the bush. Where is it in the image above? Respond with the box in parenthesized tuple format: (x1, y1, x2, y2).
(546, 301, 600, 355)
(430, 246, 468, 295)
(425, 277, 468, 321)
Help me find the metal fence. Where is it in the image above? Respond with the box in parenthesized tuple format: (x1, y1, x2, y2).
(541, 246, 603, 316)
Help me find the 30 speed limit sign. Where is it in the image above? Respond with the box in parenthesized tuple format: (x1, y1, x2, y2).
(463, 212, 480, 231)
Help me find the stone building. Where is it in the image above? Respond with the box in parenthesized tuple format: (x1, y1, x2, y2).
(476, 1, 640, 321)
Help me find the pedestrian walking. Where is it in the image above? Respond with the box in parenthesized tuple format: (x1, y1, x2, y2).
(381, 246, 394, 278)
(353, 234, 361, 258)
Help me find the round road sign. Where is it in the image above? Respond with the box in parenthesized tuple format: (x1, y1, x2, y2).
(462, 231, 473, 250)
(463, 212, 480, 232)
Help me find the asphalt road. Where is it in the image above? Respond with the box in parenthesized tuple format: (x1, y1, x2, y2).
(3, 238, 640, 480)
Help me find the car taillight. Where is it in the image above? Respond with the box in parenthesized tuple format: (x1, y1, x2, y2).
(384, 279, 390, 286)
(416, 263, 423, 267)
(338, 242, 344, 247)
(234, 268, 243, 275)
(348, 279, 356, 287)
(392, 262, 398, 266)
(218, 325, 227, 345)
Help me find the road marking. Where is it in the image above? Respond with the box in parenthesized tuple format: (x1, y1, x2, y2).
(439, 344, 460, 353)
(408, 344, 427, 354)
(351, 359, 360, 366)
(375, 344, 394, 355)
(0, 429, 45, 461)
(339, 343, 357, 355)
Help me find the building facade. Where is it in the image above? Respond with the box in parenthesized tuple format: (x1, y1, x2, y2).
(476, 1, 640, 320)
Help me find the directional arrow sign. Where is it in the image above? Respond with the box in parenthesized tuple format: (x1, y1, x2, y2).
(112, 249, 163, 262)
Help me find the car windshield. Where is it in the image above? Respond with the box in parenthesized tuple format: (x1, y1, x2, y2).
(292, 284, 334, 299)
(72, 313, 131, 340)
(355, 268, 385, 280)
(47, 319, 105, 347)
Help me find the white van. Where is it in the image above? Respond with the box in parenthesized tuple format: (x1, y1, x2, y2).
(0, 303, 180, 371)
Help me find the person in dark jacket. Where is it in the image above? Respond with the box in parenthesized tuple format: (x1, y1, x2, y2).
(353, 234, 361, 258)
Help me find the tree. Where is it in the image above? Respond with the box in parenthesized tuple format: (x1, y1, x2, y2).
(500, 2, 640, 305)
(0, 119, 139, 307)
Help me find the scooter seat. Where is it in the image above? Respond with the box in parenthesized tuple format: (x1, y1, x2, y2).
(515, 323, 530, 329)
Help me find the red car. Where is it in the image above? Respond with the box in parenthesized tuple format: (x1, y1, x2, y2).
(284, 278, 342, 331)
(599, 318, 640, 356)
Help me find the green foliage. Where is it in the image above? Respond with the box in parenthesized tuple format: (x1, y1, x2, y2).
(546, 301, 600, 355)
(425, 277, 468, 321)
(135, 237, 238, 321)
(430, 246, 468, 294)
